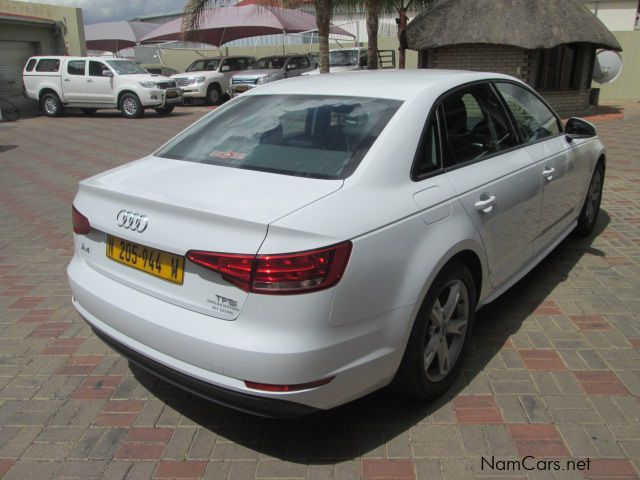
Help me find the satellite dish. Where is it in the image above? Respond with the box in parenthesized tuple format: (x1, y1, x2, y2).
(592, 49, 623, 84)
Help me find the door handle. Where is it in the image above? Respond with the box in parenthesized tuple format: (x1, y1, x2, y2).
(64, 78, 70, 82)
(542, 167, 555, 181)
(87, 78, 93, 83)
(474, 195, 496, 213)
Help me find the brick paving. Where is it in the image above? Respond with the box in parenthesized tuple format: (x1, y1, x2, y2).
(0, 103, 639, 479)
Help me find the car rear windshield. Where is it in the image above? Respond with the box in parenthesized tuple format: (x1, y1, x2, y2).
(157, 94, 402, 179)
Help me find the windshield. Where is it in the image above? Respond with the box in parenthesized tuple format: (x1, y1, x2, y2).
(186, 59, 220, 72)
(106, 60, 147, 75)
(252, 57, 286, 69)
(157, 95, 402, 179)
(330, 50, 359, 67)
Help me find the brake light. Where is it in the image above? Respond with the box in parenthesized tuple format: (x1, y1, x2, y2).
(72, 205, 91, 234)
(187, 241, 352, 294)
(244, 376, 334, 392)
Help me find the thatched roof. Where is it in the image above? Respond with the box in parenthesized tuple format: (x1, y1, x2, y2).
(406, 0, 622, 52)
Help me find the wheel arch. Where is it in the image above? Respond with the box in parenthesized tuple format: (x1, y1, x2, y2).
(39, 87, 61, 102)
(117, 89, 139, 107)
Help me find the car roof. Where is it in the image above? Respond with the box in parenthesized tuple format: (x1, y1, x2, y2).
(193, 56, 254, 61)
(246, 69, 519, 101)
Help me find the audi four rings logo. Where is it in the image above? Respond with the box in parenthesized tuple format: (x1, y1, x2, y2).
(116, 210, 148, 233)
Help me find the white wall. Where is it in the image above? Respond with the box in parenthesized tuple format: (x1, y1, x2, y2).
(582, 0, 638, 31)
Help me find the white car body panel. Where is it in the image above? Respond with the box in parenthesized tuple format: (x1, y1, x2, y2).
(68, 70, 606, 416)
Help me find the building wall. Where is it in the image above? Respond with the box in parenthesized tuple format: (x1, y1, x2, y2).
(0, 0, 85, 55)
(418, 44, 594, 116)
(595, 30, 640, 101)
(583, 0, 638, 31)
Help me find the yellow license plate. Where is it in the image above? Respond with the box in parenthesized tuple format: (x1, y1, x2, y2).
(106, 235, 185, 284)
(235, 85, 249, 92)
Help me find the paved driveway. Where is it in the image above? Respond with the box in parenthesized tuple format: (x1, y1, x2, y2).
(0, 105, 638, 480)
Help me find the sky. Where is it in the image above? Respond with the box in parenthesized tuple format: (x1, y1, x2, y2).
(11, 0, 190, 24)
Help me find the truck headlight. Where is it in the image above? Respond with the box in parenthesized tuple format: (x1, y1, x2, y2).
(195, 76, 206, 83)
(257, 76, 269, 84)
(138, 81, 156, 88)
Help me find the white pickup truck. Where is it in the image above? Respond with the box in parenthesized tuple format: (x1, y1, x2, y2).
(23, 56, 183, 118)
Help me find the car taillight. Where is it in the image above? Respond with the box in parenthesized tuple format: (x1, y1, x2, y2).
(72, 205, 91, 234)
(187, 241, 352, 295)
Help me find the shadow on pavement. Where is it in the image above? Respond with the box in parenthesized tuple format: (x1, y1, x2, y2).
(128, 211, 611, 463)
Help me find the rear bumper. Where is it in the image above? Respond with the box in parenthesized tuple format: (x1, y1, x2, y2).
(90, 321, 318, 418)
(67, 253, 410, 414)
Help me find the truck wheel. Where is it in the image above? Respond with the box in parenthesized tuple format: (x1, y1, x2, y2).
(206, 84, 223, 106)
(154, 105, 175, 115)
(81, 108, 97, 116)
(120, 93, 144, 119)
(41, 92, 64, 117)
(393, 262, 476, 400)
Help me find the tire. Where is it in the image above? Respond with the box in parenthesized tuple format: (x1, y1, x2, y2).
(206, 84, 223, 106)
(120, 93, 144, 119)
(154, 105, 175, 115)
(41, 92, 64, 117)
(81, 108, 97, 116)
(575, 162, 604, 237)
(393, 262, 477, 400)
(0, 99, 19, 121)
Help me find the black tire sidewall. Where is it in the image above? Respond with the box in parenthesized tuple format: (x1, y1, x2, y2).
(575, 163, 604, 237)
(394, 262, 477, 399)
(207, 84, 222, 106)
(154, 105, 174, 115)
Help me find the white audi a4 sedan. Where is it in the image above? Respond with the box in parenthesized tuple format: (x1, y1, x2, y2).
(68, 70, 605, 417)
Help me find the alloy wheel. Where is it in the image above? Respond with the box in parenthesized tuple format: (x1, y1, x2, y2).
(44, 97, 57, 115)
(122, 97, 138, 116)
(423, 279, 470, 382)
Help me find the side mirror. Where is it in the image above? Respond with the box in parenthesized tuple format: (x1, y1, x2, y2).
(102, 69, 113, 77)
(565, 117, 596, 140)
(220, 65, 230, 72)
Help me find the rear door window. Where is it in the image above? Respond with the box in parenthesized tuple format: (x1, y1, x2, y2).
(25, 59, 37, 72)
(67, 60, 86, 76)
(440, 83, 518, 166)
(35, 59, 60, 72)
(157, 94, 402, 179)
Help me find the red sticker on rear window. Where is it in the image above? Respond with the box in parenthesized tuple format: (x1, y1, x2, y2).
(209, 150, 246, 160)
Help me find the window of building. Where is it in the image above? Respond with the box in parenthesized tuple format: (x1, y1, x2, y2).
(535, 44, 583, 91)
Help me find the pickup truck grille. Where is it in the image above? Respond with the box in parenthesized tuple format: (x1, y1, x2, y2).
(156, 81, 177, 89)
(232, 78, 259, 85)
(175, 78, 194, 87)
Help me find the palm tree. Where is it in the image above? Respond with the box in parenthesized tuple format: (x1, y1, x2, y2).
(182, 0, 336, 73)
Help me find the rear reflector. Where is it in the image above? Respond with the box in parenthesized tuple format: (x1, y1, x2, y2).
(244, 376, 334, 392)
(187, 241, 352, 295)
(72, 205, 91, 234)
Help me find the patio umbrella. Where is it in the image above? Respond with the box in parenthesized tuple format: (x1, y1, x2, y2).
(139, 5, 353, 45)
(85, 21, 162, 52)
